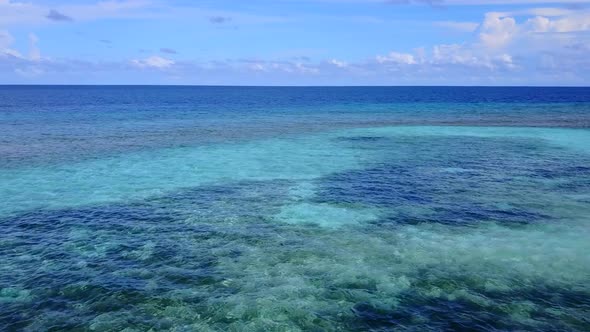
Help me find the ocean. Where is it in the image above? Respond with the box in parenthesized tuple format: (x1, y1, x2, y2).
(1, 86, 590, 331)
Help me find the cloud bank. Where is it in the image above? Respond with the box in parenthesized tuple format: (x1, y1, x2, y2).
(1, 0, 589, 85)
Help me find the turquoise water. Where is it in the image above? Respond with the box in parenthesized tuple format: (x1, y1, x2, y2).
(1, 87, 590, 331)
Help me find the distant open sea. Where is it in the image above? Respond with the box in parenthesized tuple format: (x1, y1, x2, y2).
(1, 86, 590, 331)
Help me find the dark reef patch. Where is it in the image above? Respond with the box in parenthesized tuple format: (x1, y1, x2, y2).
(0, 179, 293, 331)
(316, 135, 590, 226)
(346, 276, 590, 332)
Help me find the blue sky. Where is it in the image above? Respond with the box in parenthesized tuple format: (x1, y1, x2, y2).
(1, 0, 590, 85)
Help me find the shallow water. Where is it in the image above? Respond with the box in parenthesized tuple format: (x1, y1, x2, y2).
(1, 87, 590, 331)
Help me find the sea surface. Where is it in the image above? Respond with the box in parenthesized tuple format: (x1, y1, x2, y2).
(1, 86, 590, 331)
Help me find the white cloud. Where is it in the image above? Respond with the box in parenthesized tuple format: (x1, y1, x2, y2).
(524, 14, 590, 33)
(479, 13, 518, 49)
(131, 55, 174, 69)
(526, 16, 552, 33)
(294, 62, 319, 74)
(476, 8, 590, 54)
(433, 44, 474, 64)
(328, 59, 348, 68)
(369, 6, 590, 81)
(236, 59, 321, 74)
(429, 43, 515, 69)
(376, 51, 417, 64)
(362, 43, 518, 82)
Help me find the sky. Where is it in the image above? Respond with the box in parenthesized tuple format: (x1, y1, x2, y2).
(1, 0, 590, 85)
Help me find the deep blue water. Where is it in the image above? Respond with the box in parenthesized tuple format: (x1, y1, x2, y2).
(1, 86, 590, 331)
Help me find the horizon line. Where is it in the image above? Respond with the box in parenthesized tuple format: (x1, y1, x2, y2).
(1, 84, 589, 88)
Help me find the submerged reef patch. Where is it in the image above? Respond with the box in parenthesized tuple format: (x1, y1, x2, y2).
(316, 134, 590, 226)
(2, 128, 590, 331)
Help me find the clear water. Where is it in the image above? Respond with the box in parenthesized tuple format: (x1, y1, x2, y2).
(1, 86, 590, 331)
